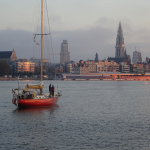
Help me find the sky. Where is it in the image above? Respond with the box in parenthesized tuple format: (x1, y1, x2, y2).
(0, 0, 150, 63)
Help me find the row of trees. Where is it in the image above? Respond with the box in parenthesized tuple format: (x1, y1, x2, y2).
(0, 60, 10, 76)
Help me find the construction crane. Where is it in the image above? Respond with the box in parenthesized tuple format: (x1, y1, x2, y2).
(49, 53, 69, 55)
(49, 53, 60, 55)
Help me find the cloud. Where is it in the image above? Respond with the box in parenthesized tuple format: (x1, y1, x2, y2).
(0, 28, 32, 58)
(0, 22, 150, 63)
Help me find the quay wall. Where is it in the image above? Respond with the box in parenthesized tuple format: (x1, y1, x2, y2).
(1, 74, 150, 81)
(0, 78, 51, 81)
(62, 74, 150, 81)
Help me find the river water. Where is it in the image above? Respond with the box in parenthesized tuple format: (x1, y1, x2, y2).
(0, 80, 150, 150)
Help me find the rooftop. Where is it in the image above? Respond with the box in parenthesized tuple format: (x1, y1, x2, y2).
(0, 51, 13, 58)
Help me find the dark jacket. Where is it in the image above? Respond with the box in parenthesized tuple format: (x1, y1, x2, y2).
(49, 85, 51, 92)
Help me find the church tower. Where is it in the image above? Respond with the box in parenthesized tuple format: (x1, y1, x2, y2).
(115, 22, 125, 58)
(95, 52, 99, 62)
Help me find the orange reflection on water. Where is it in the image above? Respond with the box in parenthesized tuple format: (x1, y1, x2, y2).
(144, 81, 149, 85)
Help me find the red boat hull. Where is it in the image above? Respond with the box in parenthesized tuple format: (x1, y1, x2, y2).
(12, 96, 59, 108)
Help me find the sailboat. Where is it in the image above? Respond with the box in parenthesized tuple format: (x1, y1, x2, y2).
(12, 0, 61, 108)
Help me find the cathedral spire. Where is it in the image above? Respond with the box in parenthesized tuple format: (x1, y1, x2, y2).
(95, 52, 99, 62)
(124, 47, 127, 56)
(115, 22, 125, 58)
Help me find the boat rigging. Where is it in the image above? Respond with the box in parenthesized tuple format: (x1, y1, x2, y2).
(12, 0, 61, 108)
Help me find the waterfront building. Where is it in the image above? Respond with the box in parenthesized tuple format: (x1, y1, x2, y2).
(63, 61, 77, 73)
(120, 62, 130, 73)
(145, 57, 150, 63)
(132, 50, 142, 64)
(130, 64, 144, 73)
(144, 57, 150, 72)
(14, 59, 35, 73)
(59, 65, 64, 73)
(144, 64, 150, 73)
(60, 40, 70, 64)
(96, 60, 119, 72)
(66, 63, 73, 73)
(0, 49, 17, 63)
(73, 60, 89, 74)
(30, 57, 49, 66)
(85, 60, 97, 73)
(73, 59, 119, 74)
(51, 64, 64, 73)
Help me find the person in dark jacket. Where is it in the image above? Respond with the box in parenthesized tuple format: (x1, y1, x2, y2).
(51, 85, 54, 97)
(49, 84, 52, 97)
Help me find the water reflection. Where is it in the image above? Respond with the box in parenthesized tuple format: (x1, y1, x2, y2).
(12, 105, 59, 114)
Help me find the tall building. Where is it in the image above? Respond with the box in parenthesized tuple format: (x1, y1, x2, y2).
(132, 50, 142, 64)
(115, 22, 125, 58)
(60, 40, 70, 64)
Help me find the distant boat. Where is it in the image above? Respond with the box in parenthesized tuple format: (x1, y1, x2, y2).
(12, 0, 61, 108)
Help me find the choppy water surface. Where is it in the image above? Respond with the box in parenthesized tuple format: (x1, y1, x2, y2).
(0, 80, 150, 149)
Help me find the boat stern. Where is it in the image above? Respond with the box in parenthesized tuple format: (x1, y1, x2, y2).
(12, 99, 17, 106)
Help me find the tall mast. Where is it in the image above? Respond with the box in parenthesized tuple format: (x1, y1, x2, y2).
(41, 0, 43, 81)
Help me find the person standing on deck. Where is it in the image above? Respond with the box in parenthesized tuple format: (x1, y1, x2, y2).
(52, 85, 54, 97)
(49, 84, 52, 97)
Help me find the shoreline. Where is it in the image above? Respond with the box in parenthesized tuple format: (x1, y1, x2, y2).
(0, 78, 150, 81)
(0, 78, 52, 81)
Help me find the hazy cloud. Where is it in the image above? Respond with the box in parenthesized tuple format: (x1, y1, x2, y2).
(49, 14, 61, 23)
(0, 22, 150, 63)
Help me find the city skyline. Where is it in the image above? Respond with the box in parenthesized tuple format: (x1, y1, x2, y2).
(0, 0, 150, 62)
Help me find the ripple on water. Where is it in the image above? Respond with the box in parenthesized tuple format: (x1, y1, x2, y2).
(0, 81, 150, 149)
